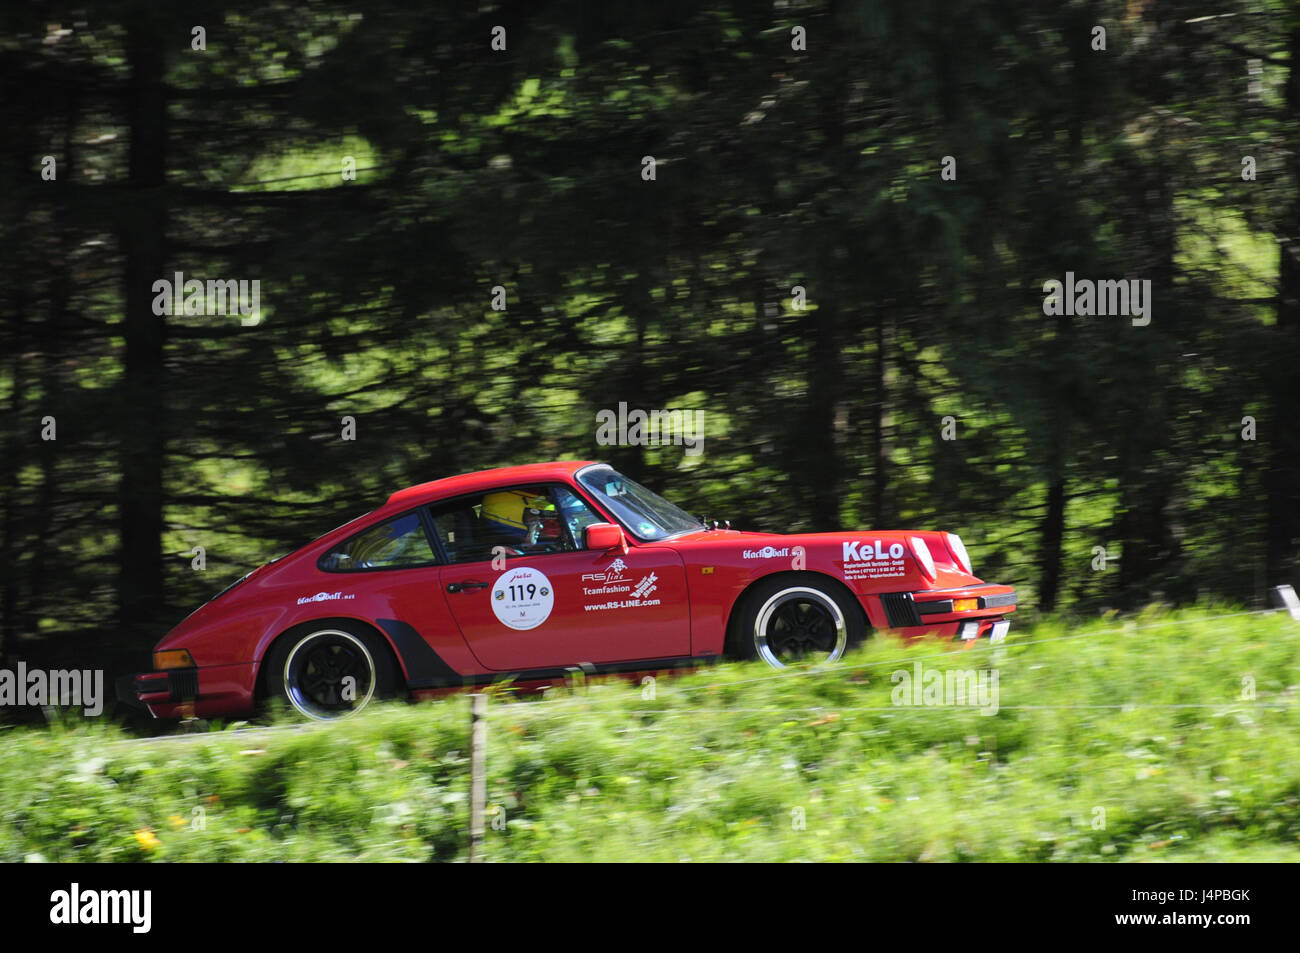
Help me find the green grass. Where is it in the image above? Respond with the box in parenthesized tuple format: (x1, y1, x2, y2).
(3, 608, 1300, 862)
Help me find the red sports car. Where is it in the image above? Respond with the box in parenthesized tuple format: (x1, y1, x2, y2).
(121, 461, 1017, 720)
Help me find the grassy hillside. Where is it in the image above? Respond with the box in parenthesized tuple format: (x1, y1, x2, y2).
(3, 608, 1299, 862)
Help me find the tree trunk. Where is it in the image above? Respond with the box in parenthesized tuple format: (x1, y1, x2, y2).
(872, 314, 887, 527)
(1038, 476, 1066, 612)
(804, 297, 842, 530)
(1265, 25, 1300, 587)
(118, 19, 169, 632)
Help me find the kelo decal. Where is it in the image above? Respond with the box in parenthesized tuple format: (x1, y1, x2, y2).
(842, 540, 907, 581)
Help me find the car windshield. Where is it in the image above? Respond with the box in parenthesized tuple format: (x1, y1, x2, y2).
(577, 465, 704, 541)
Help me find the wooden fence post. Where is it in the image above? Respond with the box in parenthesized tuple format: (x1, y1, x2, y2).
(469, 692, 487, 862)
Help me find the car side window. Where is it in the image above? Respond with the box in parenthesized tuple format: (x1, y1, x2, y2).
(429, 498, 496, 564)
(429, 484, 605, 564)
(319, 512, 436, 571)
(552, 485, 605, 548)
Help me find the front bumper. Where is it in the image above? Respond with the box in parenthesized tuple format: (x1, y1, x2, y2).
(874, 585, 1017, 640)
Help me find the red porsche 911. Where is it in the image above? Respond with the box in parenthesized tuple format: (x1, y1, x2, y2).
(121, 461, 1017, 720)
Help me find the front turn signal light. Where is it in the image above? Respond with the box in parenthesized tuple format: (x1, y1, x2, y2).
(154, 649, 196, 669)
(952, 597, 979, 612)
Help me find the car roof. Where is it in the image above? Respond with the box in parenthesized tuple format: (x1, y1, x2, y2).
(384, 460, 602, 510)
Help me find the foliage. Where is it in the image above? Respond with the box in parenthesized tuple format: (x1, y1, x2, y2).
(3, 610, 1299, 862)
(1, 1, 1298, 657)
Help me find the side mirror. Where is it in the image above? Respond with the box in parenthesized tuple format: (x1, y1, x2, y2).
(585, 522, 628, 554)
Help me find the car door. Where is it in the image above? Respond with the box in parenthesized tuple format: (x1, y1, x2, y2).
(431, 484, 691, 671)
(313, 508, 484, 680)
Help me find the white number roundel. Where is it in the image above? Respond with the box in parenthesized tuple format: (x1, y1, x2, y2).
(491, 567, 554, 630)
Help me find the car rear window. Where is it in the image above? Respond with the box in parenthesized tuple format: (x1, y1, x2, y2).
(318, 512, 437, 571)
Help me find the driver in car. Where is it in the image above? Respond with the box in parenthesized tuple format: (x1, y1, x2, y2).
(481, 490, 560, 545)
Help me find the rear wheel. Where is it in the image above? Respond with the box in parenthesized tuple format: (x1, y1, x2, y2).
(264, 623, 397, 720)
(732, 575, 866, 669)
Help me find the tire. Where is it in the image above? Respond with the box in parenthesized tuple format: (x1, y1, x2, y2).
(263, 622, 398, 720)
(730, 574, 867, 670)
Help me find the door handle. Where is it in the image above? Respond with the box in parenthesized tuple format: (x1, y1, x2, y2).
(446, 581, 490, 593)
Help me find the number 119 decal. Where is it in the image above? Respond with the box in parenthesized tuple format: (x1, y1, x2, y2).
(492, 566, 555, 630)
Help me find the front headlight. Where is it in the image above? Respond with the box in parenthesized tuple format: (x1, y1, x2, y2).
(944, 532, 973, 574)
(908, 536, 937, 581)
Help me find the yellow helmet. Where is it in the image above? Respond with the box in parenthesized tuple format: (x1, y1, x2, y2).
(482, 490, 552, 532)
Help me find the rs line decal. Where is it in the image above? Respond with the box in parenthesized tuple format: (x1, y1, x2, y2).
(492, 566, 554, 630)
(583, 571, 661, 611)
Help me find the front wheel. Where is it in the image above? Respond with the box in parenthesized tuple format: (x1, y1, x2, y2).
(264, 623, 397, 720)
(732, 575, 867, 669)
